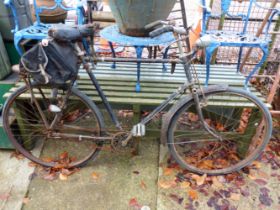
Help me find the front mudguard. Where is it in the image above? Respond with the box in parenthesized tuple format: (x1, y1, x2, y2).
(160, 85, 228, 145)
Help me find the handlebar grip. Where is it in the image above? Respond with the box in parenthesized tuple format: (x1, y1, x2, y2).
(149, 26, 174, 38)
(145, 20, 163, 30)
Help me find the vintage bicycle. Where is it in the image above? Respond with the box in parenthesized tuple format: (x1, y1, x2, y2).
(2, 22, 272, 175)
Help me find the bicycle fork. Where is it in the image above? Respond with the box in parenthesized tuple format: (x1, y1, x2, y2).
(192, 88, 223, 141)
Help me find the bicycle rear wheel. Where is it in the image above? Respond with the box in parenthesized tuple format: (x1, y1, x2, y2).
(3, 84, 105, 168)
(167, 87, 272, 175)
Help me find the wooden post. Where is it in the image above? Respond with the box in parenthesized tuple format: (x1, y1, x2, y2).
(180, 0, 191, 52)
(267, 64, 280, 104)
(132, 104, 141, 155)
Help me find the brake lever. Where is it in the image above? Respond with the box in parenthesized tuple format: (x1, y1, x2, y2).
(145, 20, 171, 30)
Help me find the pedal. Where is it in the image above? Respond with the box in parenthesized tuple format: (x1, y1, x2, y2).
(132, 123, 146, 137)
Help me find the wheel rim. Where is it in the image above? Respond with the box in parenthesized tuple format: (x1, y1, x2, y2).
(4, 85, 102, 168)
(168, 90, 271, 174)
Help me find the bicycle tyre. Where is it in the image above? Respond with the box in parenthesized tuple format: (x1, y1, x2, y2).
(3, 83, 105, 168)
(166, 87, 272, 175)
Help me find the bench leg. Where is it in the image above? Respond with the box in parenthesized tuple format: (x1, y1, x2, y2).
(205, 43, 220, 86)
(135, 46, 144, 92)
(14, 34, 24, 56)
(109, 41, 116, 69)
(244, 45, 268, 90)
(162, 46, 169, 72)
(132, 104, 141, 155)
(237, 46, 244, 72)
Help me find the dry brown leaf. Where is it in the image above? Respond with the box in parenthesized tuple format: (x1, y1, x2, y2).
(180, 181, 190, 189)
(188, 113, 199, 122)
(230, 193, 240, 201)
(59, 173, 68, 181)
(22, 197, 30, 204)
(257, 170, 270, 179)
(216, 122, 225, 131)
(43, 172, 57, 181)
(28, 162, 37, 167)
(140, 180, 147, 190)
(91, 172, 100, 180)
(212, 176, 223, 188)
(197, 160, 214, 169)
(42, 157, 54, 163)
(163, 167, 174, 176)
(192, 174, 207, 186)
(10, 151, 25, 160)
(129, 198, 141, 208)
(188, 190, 198, 200)
(252, 161, 262, 169)
(59, 151, 68, 160)
(158, 179, 176, 189)
(248, 170, 257, 180)
(0, 194, 10, 201)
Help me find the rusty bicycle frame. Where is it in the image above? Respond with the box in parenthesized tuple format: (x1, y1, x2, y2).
(21, 22, 226, 147)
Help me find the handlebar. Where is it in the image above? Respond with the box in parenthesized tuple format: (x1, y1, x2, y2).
(145, 20, 169, 30)
(149, 26, 174, 38)
(146, 20, 187, 38)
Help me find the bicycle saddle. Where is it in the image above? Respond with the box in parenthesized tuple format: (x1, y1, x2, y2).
(48, 24, 94, 42)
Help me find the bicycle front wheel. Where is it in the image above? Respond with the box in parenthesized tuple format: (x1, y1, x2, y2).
(167, 87, 272, 175)
(3, 84, 105, 168)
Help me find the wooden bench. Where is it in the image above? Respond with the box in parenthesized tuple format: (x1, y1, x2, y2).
(6, 62, 269, 108)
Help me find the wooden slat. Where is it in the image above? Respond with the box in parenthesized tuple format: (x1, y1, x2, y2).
(4, 64, 269, 108)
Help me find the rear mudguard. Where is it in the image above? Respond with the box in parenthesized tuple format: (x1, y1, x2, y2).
(160, 85, 228, 145)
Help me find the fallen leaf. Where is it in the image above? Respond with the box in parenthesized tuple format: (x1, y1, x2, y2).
(230, 193, 240, 201)
(129, 198, 141, 208)
(240, 187, 250, 197)
(10, 151, 25, 160)
(248, 170, 257, 180)
(28, 162, 37, 167)
(42, 157, 54, 163)
(163, 167, 174, 176)
(188, 190, 198, 200)
(255, 179, 267, 186)
(192, 174, 207, 186)
(259, 193, 273, 206)
(257, 170, 270, 179)
(61, 168, 77, 176)
(43, 172, 57, 181)
(158, 179, 177, 189)
(59, 173, 68, 181)
(252, 161, 262, 169)
(180, 181, 190, 189)
(91, 172, 100, 180)
(188, 112, 199, 122)
(0, 194, 10, 201)
(216, 122, 225, 131)
(140, 180, 147, 190)
(212, 176, 223, 188)
(22, 197, 30, 204)
(197, 160, 214, 169)
(169, 194, 184, 205)
(59, 151, 68, 160)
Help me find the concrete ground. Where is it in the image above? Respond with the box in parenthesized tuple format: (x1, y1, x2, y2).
(1, 133, 280, 210)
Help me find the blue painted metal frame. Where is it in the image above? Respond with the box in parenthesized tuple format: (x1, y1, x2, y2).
(100, 25, 175, 92)
(200, 0, 279, 89)
(5, 0, 85, 55)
